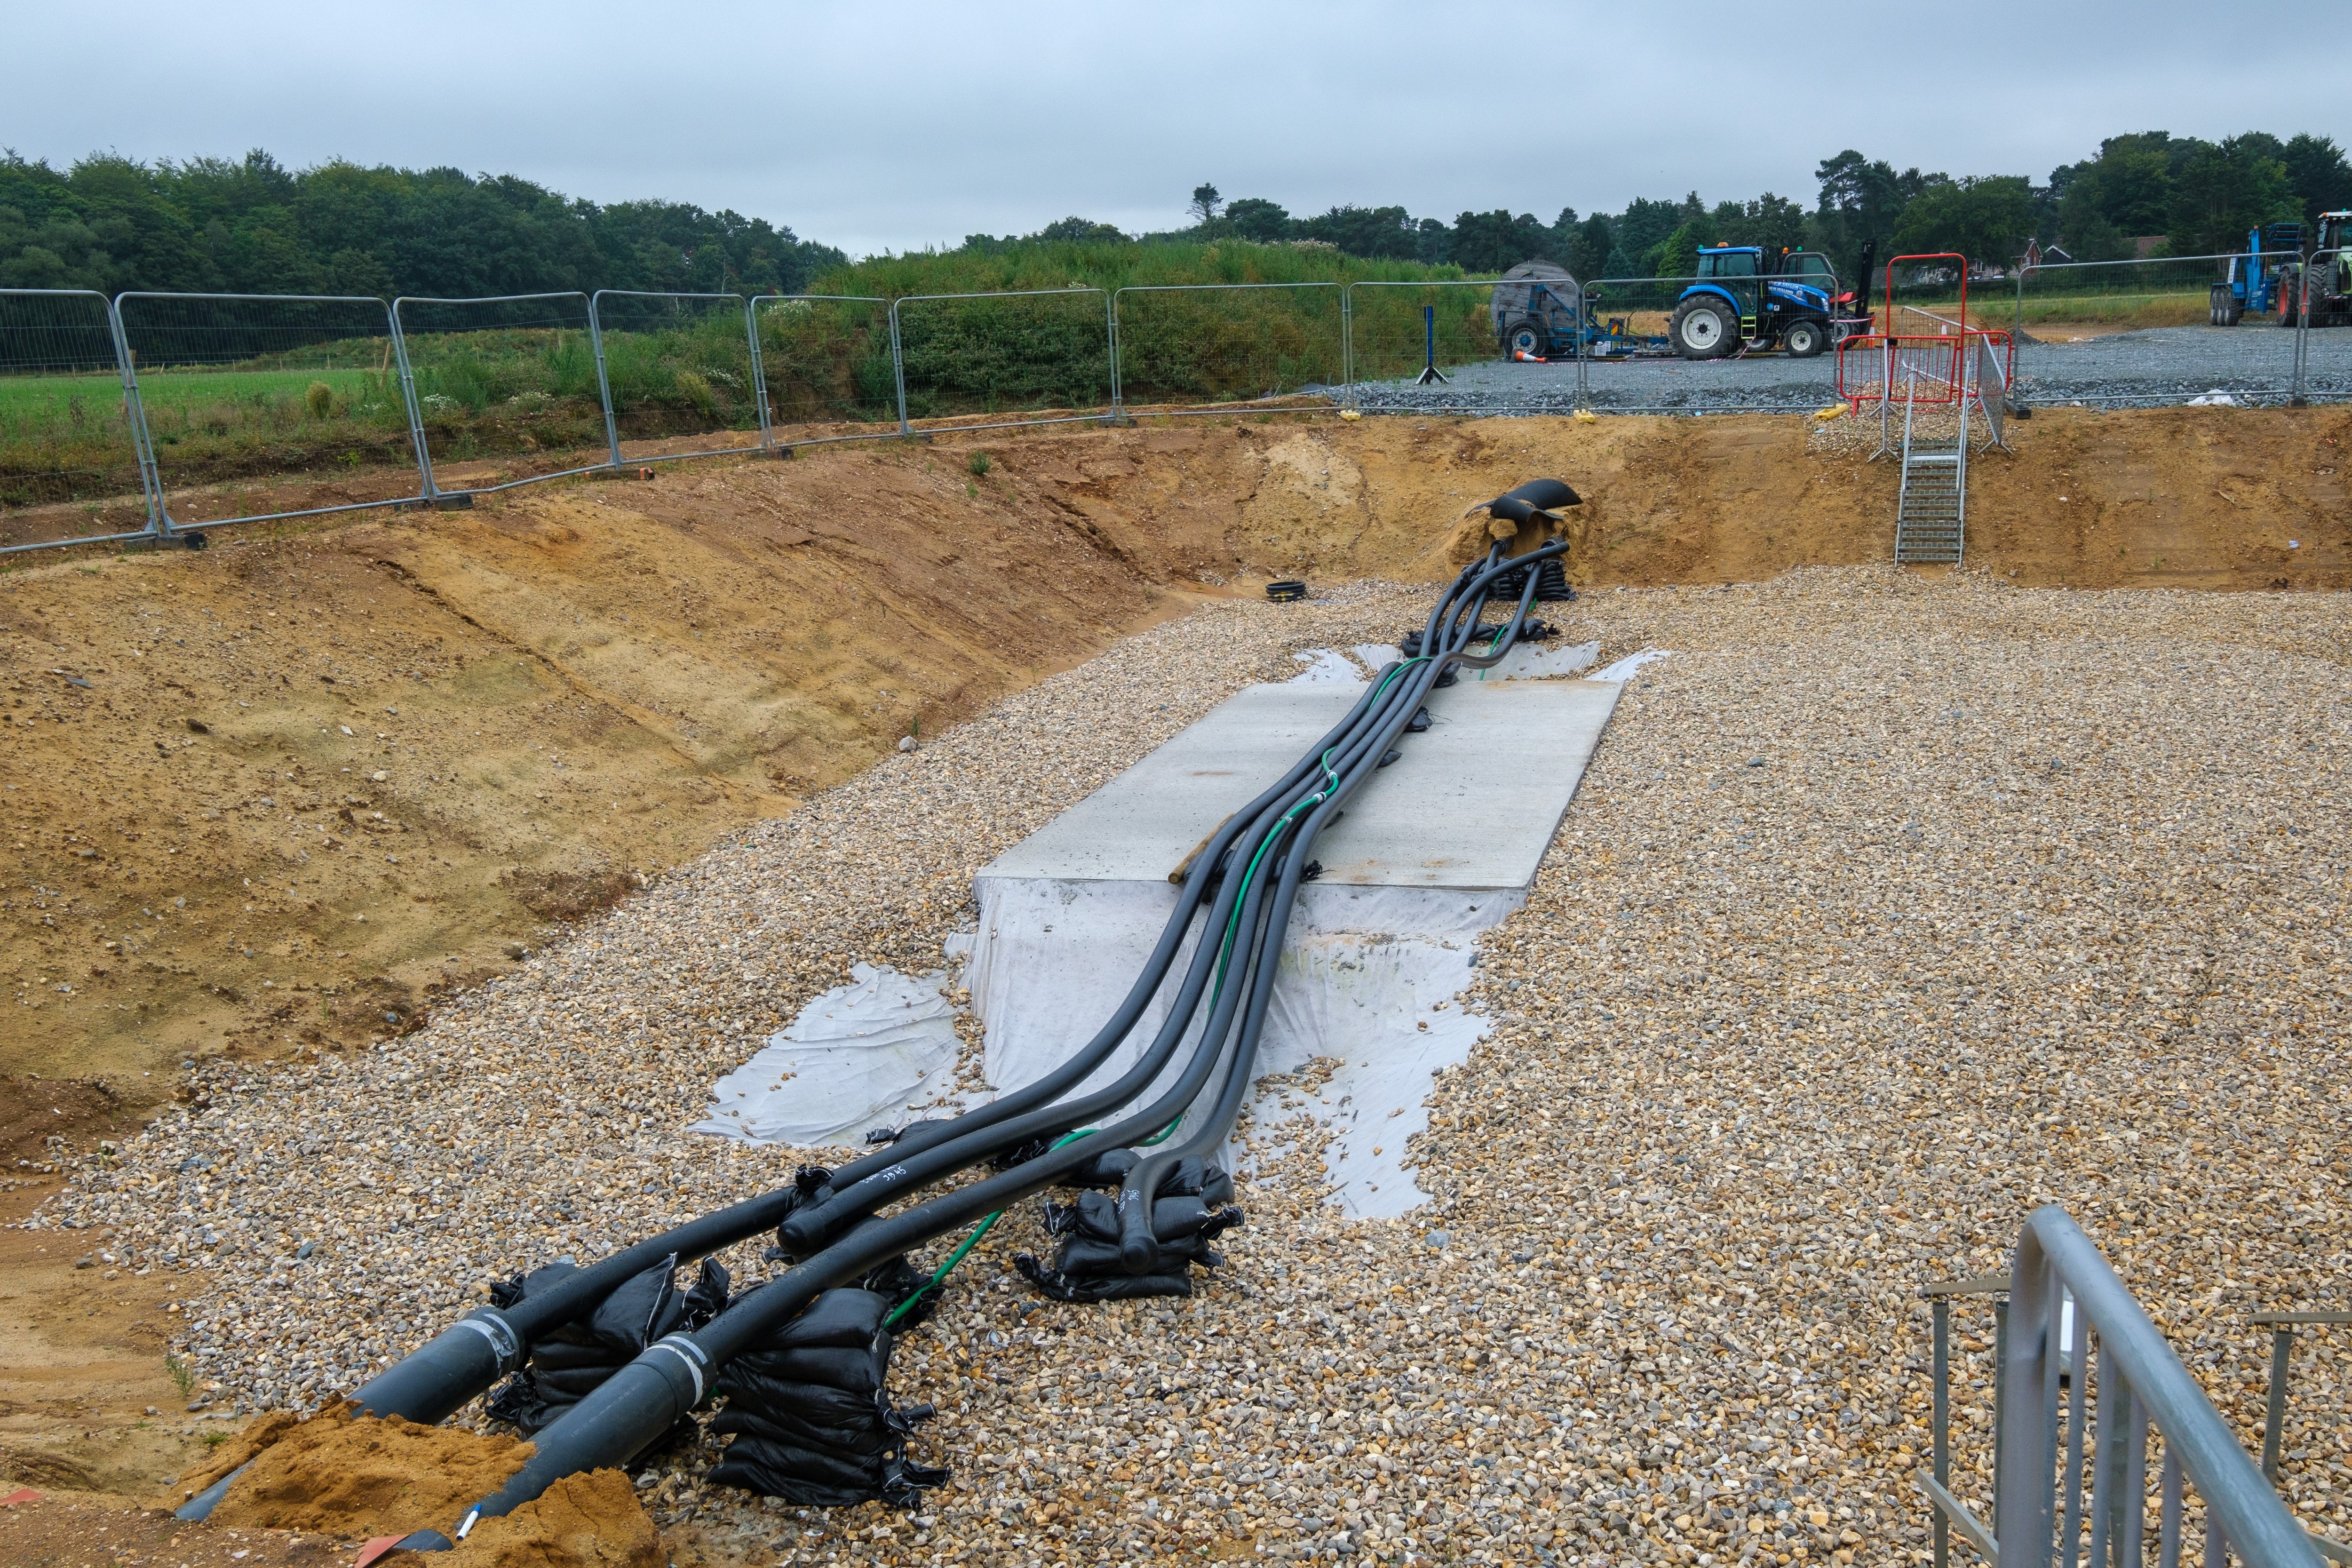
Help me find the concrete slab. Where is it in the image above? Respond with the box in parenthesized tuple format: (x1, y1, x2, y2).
(981, 677, 1622, 891)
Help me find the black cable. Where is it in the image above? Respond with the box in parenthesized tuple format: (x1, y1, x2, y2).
(385, 536, 1573, 1548)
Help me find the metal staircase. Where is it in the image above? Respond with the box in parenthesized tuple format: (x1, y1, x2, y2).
(1893, 383, 1968, 565)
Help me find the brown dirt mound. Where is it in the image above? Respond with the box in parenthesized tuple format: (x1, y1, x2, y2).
(192, 1401, 532, 1539)
(446, 1468, 660, 1568)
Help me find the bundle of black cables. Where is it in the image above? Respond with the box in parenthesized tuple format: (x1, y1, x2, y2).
(483, 1255, 729, 1435)
(1017, 1154, 1240, 1302)
(344, 529, 1571, 1551)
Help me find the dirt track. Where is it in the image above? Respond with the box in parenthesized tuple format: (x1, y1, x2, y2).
(1, 404, 2347, 1544)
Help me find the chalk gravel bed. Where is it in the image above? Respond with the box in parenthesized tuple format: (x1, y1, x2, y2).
(1348, 324, 2352, 414)
(32, 570, 2352, 1568)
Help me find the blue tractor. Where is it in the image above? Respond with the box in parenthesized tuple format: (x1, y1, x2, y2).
(2210, 223, 2304, 325)
(1667, 245, 1861, 359)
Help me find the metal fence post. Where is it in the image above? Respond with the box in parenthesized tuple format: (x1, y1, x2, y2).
(888, 299, 910, 436)
(2261, 1324, 2293, 1481)
(386, 300, 440, 503)
(1934, 1296, 1953, 1568)
(743, 297, 775, 454)
(103, 295, 167, 539)
(584, 292, 624, 469)
(2013, 270, 2027, 401)
(1107, 289, 1124, 424)
(1341, 283, 1354, 411)
(1574, 281, 1589, 409)
(1993, 1291, 2011, 1530)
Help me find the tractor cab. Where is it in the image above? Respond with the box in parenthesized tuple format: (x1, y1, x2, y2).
(1672, 246, 1843, 359)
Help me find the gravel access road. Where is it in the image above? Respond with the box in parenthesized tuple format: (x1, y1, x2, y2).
(1348, 324, 2352, 415)
(36, 570, 2351, 1568)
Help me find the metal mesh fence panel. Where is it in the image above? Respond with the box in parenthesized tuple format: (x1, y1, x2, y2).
(1343, 280, 1537, 413)
(588, 291, 769, 463)
(890, 288, 1112, 433)
(750, 294, 898, 445)
(1580, 271, 1841, 413)
(0, 289, 156, 554)
(1981, 253, 2313, 408)
(390, 293, 615, 496)
(2289, 248, 2352, 404)
(111, 293, 424, 531)
(1110, 283, 1341, 418)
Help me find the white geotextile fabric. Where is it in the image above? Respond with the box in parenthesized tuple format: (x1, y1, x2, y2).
(1304, 641, 1608, 684)
(966, 878, 1521, 1219)
(1288, 648, 1363, 684)
(692, 963, 961, 1147)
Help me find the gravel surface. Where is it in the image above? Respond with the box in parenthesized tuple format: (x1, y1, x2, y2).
(1349, 325, 2352, 415)
(32, 569, 2352, 1568)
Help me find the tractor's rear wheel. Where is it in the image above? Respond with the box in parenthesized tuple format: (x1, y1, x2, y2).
(1670, 296, 1737, 359)
(1503, 317, 1550, 359)
(1781, 318, 1827, 358)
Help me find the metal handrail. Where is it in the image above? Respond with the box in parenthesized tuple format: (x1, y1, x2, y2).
(1998, 1206, 2322, 1568)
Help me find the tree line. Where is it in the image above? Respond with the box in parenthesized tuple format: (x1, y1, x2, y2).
(5, 131, 2347, 310)
(0, 149, 845, 300)
(1152, 129, 2352, 285)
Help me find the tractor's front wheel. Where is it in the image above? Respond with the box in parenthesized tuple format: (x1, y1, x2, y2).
(1669, 296, 1737, 359)
(1781, 318, 1827, 358)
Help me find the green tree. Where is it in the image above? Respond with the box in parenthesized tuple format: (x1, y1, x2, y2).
(1035, 217, 1127, 242)
(2168, 135, 2296, 256)
(1188, 183, 1222, 224)
(1572, 213, 1614, 280)
(1889, 175, 2035, 265)
(1297, 205, 1419, 259)
(1224, 198, 1292, 242)
(1446, 210, 1550, 273)
(2065, 133, 2186, 237)
(1654, 219, 1708, 279)
(1619, 194, 1701, 273)
(2281, 134, 2352, 228)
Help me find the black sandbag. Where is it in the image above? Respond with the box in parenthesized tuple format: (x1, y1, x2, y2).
(1049, 1234, 1226, 1276)
(1044, 1191, 1244, 1245)
(711, 1396, 903, 1458)
(708, 1446, 947, 1511)
(704, 1284, 946, 1509)
(1160, 1157, 1235, 1205)
(1016, 1252, 1197, 1303)
(525, 1338, 621, 1373)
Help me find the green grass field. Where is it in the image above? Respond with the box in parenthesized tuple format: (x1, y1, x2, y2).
(0, 242, 1509, 509)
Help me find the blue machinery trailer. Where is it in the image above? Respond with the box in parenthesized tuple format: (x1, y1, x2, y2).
(1493, 245, 1875, 363)
(2210, 223, 2304, 325)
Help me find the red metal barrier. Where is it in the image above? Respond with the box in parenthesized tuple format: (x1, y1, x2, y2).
(1837, 330, 2013, 410)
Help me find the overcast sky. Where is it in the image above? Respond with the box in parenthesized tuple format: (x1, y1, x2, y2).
(9, 0, 2345, 257)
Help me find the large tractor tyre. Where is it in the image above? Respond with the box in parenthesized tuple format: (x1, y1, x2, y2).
(1503, 317, 1551, 360)
(1670, 296, 1738, 359)
(1781, 318, 1828, 358)
(2279, 274, 2301, 326)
